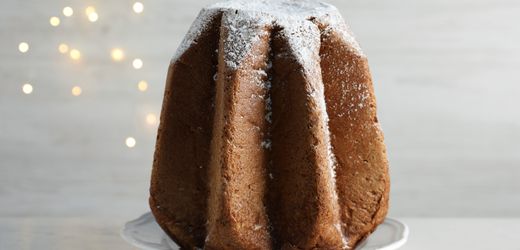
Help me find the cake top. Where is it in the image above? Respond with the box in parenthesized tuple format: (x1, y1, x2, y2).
(172, 0, 363, 64)
(208, 0, 337, 19)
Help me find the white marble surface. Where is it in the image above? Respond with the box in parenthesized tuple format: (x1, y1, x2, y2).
(1, 217, 519, 250)
(0, 0, 519, 229)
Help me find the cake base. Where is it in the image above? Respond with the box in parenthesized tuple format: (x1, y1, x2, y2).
(121, 212, 409, 250)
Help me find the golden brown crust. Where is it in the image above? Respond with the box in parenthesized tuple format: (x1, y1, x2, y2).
(319, 27, 390, 249)
(149, 10, 221, 249)
(205, 11, 272, 249)
(150, 4, 389, 250)
(266, 23, 345, 250)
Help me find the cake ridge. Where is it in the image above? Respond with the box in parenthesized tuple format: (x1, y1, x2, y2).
(318, 24, 390, 248)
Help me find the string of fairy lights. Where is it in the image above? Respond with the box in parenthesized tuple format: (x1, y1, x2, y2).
(18, 2, 155, 149)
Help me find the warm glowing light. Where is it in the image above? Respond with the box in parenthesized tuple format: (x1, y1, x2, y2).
(71, 86, 82, 96)
(22, 83, 33, 94)
(85, 6, 96, 15)
(58, 43, 69, 54)
(88, 12, 98, 22)
(132, 58, 143, 69)
(146, 113, 157, 125)
(63, 6, 74, 17)
(111, 48, 125, 61)
(137, 80, 148, 91)
(50, 16, 61, 26)
(85, 7, 98, 22)
(133, 2, 144, 13)
(18, 42, 29, 53)
(125, 137, 136, 148)
(69, 49, 81, 60)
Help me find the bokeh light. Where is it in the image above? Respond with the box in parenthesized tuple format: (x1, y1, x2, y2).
(50, 16, 61, 26)
(88, 12, 98, 22)
(133, 2, 144, 14)
(85, 6, 96, 15)
(18, 42, 29, 53)
(85, 7, 98, 22)
(137, 80, 148, 91)
(69, 49, 81, 60)
(22, 83, 33, 94)
(71, 86, 82, 96)
(125, 137, 136, 148)
(58, 43, 69, 54)
(63, 6, 73, 17)
(132, 58, 143, 69)
(146, 113, 157, 125)
(111, 48, 125, 61)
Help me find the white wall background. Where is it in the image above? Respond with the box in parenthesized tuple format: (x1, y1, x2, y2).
(1, 0, 519, 220)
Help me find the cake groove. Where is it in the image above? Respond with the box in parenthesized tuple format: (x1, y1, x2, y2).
(206, 10, 273, 249)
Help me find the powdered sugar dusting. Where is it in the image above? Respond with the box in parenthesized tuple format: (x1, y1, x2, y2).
(278, 19, 322, 75)
(171, 0, 364, 63)
(209, 0, 335, 19)
(318, 12, 365, 57)
(261, 139, 272, 149)
(221, 11, 271, 70)
(172, 8, 220, 63)
(170, 1, 367, 247)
